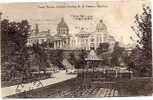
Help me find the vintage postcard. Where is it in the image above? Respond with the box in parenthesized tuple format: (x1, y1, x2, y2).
(0, 0, 152, 98)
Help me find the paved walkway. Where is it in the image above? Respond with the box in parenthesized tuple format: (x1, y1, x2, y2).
(1, 70, 77, 97)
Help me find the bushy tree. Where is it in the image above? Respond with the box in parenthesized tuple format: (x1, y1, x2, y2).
(129, 5, 152, 76)
(41, 41, 47, 47)
(96, 43, 109, 55)
(68, 51, 77, 67)
(1, 19, 31, 79)
(32, 43, 49, 72)
(49, 49, 64, 69)
(76, 50, 87, 69)
(111, 42, 125, 67)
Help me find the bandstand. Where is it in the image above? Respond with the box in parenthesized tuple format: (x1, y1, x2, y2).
(85, 49, 102, 72)
(80, 48, 102, 89)
(79, 48, 133, 88)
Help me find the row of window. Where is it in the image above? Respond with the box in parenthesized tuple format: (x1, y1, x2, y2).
(28, 38, 45, 44)
(75, 37, 103, 43)
(57, 28, 69, 34)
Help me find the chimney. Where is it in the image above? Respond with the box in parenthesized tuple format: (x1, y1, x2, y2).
(35, 24, 39, 35)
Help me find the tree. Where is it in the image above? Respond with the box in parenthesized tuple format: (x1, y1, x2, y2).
(1, 19, 31, 80)
(76, 50, 87, 69)
(68, 51, 77, 67)
(130, 5, 152, 76)
(49, 49, 64, 69)
(32, 43, 50, 72)
(56, 49, 65, 69)
(41, 41, 47, 47)
(96, 43, 109, 55)
(111, 42, 125, 67)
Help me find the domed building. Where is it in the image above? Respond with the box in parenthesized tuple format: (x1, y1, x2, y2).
(70, 19, 115, 50)
(96, 19, 107, 33)
(56, 17, 69, 36)
(27, 18, 115, 50)
(53, 18, 71, 49)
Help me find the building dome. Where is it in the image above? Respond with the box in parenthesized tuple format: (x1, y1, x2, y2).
(57, 17, 69, 35)
(96, 19, 107, 32)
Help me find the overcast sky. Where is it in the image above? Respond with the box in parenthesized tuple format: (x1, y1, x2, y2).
(0, 0, 151, 45)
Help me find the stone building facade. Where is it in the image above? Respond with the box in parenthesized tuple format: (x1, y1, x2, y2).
(27, 18, 116, 50)
(69, 19, 115, 50)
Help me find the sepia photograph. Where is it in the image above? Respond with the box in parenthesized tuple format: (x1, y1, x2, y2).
(0, 0, 152, 98)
